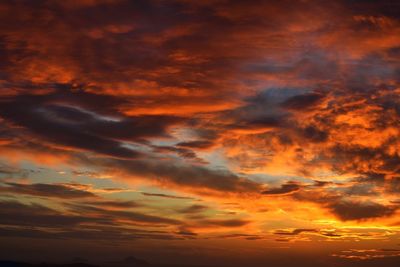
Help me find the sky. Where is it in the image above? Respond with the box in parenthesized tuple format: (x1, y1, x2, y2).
(0, 0, 400, 266)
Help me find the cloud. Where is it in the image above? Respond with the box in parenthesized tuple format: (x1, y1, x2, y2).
(0, 198, 191, 244)
(0, 201, 103, 227)
(141, 192, 195, 200)
(300, 125, 329, 143)
(217, 233, 264, 240)
(68, 204, 182, 225)
(175, 227, 198, 237)
(96, 157, 262, 194)
(274, 228, 318, 236)
(262, 182, 301, 195)
(0, 93, 183, 158)
(280, 92, 325, 110)
(0, 164, 21, 175)
(178, 204, 208, 214)
(0, 0, 400, 262)
(195, 219, 250, 228)
(0, 225, 182, 241)
(327, 200, 397, 221)
(332, 248, 400, 262)
(176, 140, 215, 149)
(0, 182, 96, 199)
(83, 200, 140, 208)
(293, 183, 400, 221)
(151, 145, 205, 163)
(0, 198, 183, 234)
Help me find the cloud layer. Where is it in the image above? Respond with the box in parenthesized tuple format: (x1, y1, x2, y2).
(0, 0, 400, 265)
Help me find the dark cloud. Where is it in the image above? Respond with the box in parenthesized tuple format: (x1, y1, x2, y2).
(262, 182, 301, 195)
(0, 101, 138, 159)
(323, 145, 400, 179)
(328, 200, 397, 221)
(0, 225, 182, 241)
(293, 182, 400, 221)
(0, 199, 182, 238)
(83, 200, 140, 208)
(0, 182, 96, 199)
(274, 228, 318, 236)
(97, 158, 262, 193)
(244, 116, 282, 128)
(228, 115, 284, 133)
(312, 180, 334, 187)
(68, 204, 182, 225)
(0, 93, 182, 158)
(0, 201, 105, 227)
(301, 125, 329, 143)
(387, 178, 400, 194)
(280, 93, 325, 110)
(175, 227, 198, 237)
(343, 183, 378, 196)
(196, 219, 250, 228)
(151, 145, 202, 161)
(217, 233, 263, 240)
(141, 192, 195, 200)
(176, 140, 215, 149)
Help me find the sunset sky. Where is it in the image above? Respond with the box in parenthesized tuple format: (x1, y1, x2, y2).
(0, 0, 400, 266)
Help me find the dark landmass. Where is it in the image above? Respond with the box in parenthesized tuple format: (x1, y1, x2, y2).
(2, 256, 400, 267)
(0, 262, 97, 267)
(0, 261, 217, 267)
